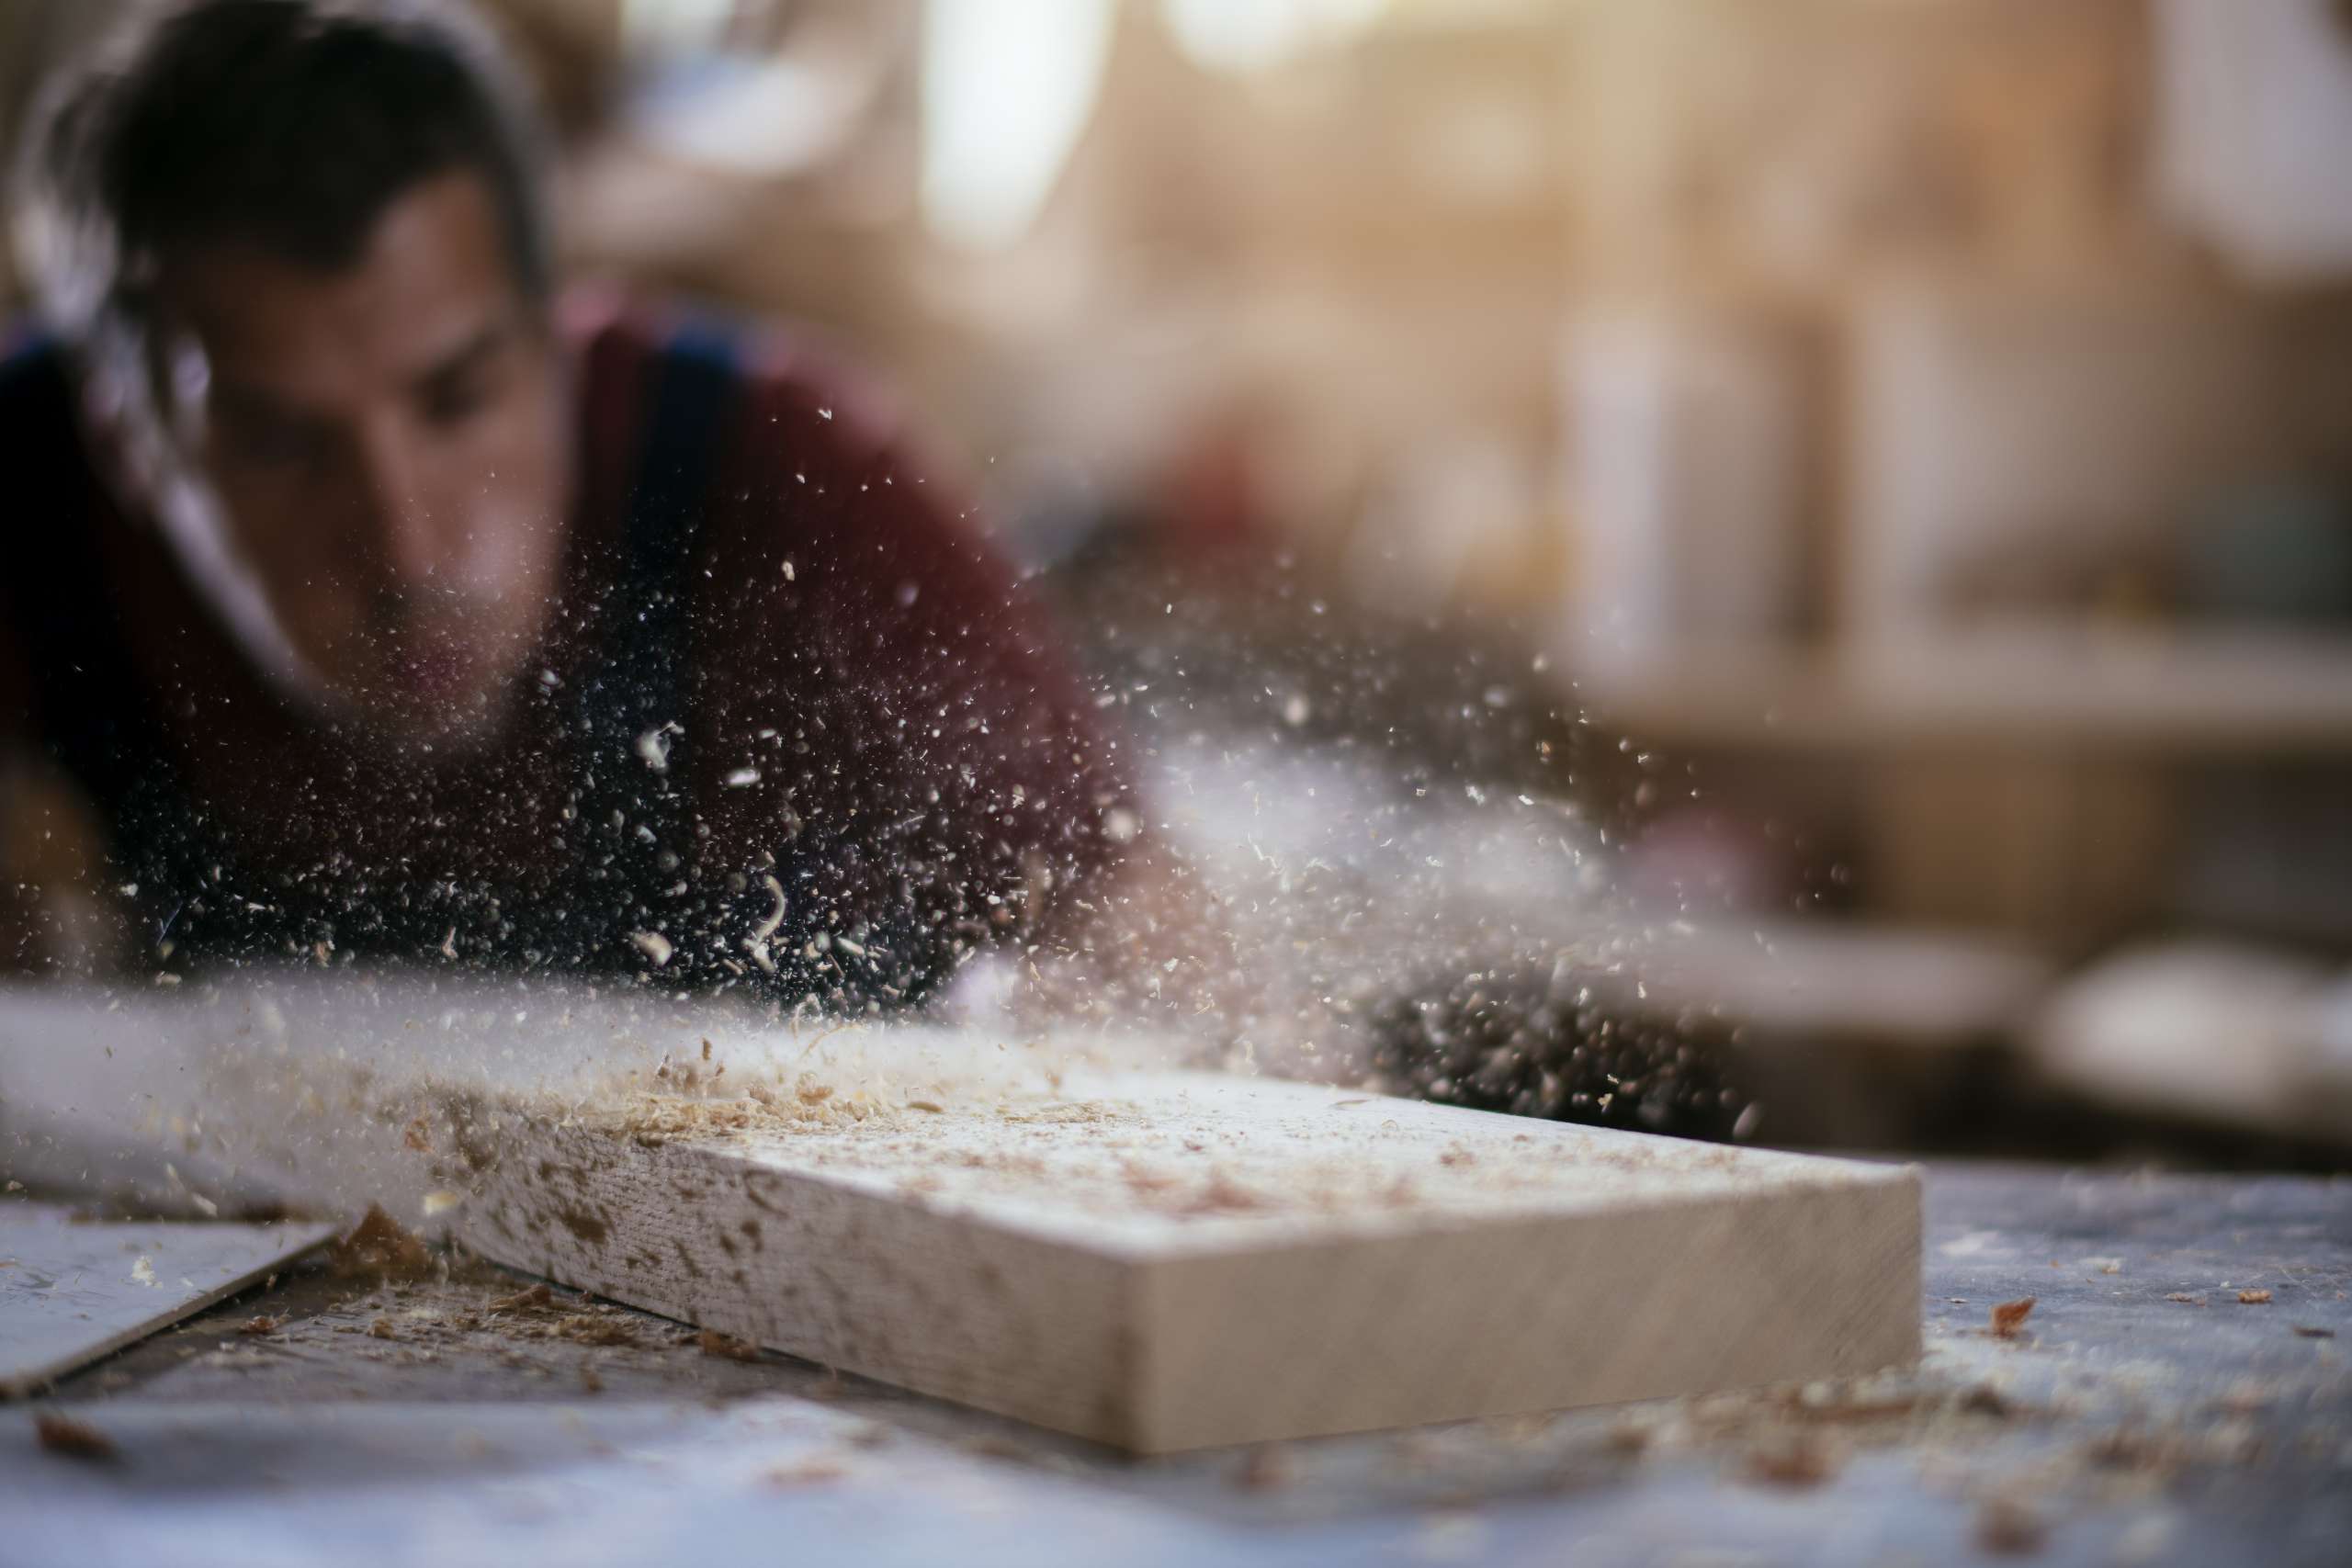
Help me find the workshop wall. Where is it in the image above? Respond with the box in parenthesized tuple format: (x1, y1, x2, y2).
(6, 0, 2350, 1156)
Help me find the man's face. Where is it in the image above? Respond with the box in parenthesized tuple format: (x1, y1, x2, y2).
(150, 170, 571, 747)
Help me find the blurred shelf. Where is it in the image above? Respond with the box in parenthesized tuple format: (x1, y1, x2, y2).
(2030, 939, 2352, 1146)
(1606, 917, 2052, 1051)
(1569, 624, 2352, 757)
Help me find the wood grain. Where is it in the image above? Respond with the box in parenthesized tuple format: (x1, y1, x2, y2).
(450, 1071, 1920, 1452)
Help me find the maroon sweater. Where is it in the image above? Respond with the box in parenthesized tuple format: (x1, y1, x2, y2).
(0, 291, 1132, 1004)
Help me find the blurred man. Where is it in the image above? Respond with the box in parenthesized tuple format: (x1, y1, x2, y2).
(0, 0, 1139, 1006)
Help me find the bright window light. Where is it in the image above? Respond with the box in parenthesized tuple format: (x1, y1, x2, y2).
(921, 0, 1117, 252)
(1159, 0, 1387, 75)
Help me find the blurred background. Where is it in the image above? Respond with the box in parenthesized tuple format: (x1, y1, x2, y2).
(6, 0, 2352, 1165)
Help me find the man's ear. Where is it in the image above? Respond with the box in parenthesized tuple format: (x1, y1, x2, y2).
(126, 279, 217, 448)
(71, 349, 142, 504)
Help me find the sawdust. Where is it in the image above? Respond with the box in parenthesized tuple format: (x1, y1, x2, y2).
(98, 982, 1777, 1247)
(1990, 1297, 2037, 1338)
(242, 995, 1777, 1257)
(2236, 1289, 2273, 1305)
(511, 1055, 1790, 1240)
(453, 1280, 659, 1350)
(613, 1084, 879, 1144)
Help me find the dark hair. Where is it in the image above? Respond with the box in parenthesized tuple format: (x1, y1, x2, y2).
(23, 0, 549, 326)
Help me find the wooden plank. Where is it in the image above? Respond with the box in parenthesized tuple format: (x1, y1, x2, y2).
(0, 1202, 337, 1397)
(0, 978, 1918, 1450)
(447, 1070, 1920, 1452)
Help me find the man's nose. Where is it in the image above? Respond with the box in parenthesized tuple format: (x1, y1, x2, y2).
(353, 418, 446, 592)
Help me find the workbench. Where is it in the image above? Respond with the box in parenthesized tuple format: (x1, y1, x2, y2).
(6, 1164, 2345, 1567)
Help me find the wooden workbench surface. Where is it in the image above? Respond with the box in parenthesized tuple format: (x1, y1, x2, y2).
(6, 1163, 2346, 1567)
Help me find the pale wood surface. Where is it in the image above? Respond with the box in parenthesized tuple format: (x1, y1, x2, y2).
(0, 1202, 336, 1397)
(0, 976, 1920, 1451)
(447, 1071, 1919, 1451)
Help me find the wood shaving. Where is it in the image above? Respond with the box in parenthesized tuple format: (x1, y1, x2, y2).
(490, 1283, 556, 1313)
(332, 1205, 435, 1282)
(765, 1459, 847, 1488)
(696, 1328, 763, 1363)
(1741, 1432, 1841, 1488)
(1605, 1422, 1653, 1456)
(2084, 1427, 2187, 1474)
(33, 1412, 117, 1461)
(1975, 1496, 2046, 1555)
(2164, 1293, 2207, 1306)
(2212, 1382, 2272, 1416)
(2291, 1325, 2335, 1338)
(1232, 1446, 1294, 1489)
(368, 1316, 398, 1339)
(238, 1314, 283, 1337)
(750, 875, 786, 944)
(952, 1434, 1031, 1460)
(1179, 1170, 1268, 1215)
(1955, 1384, 2015, 1418)
(1989, 1297, 2037, 1337)
(1787, 1392, 1919, 1425)
(2236, 1289, 2272, 1305)
(555, 1314, 639, 1348)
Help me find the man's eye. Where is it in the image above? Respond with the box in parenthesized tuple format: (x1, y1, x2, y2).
(226, 412, 326, 468)
(421, 367, 497, 427)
